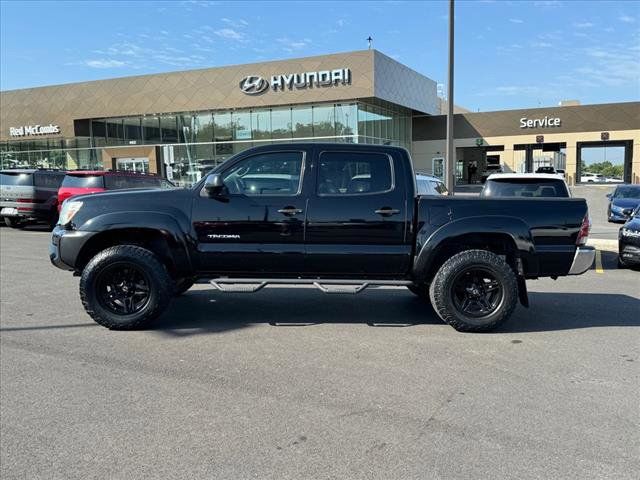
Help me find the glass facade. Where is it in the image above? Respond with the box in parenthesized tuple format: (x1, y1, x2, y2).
(0, 100, 412, 186)
(0, 137, 97, 171)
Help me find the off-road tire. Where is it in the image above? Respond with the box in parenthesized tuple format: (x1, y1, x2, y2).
(80, 245, 173, 330)
(4, 217, 25, 228)
(174, 278, 195, 296)
(407, 284, 429, 301)
(429, 249, 518, 332)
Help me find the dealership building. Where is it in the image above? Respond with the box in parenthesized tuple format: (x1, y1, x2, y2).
(1, 49, 639, 185)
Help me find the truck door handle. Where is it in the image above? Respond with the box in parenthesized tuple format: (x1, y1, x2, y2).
(375, 207, 400, 216)
(277, 207, 303, 216)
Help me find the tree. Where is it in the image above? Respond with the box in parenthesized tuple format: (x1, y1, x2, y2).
(584, 161, 623, 178)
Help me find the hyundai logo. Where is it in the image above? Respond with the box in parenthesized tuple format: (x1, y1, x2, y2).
(239, 75, 269, 95)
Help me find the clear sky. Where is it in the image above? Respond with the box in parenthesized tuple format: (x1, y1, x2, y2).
(1, 0, 638, 111)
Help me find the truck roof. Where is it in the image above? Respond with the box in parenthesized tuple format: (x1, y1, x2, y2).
(238, 142, 409, 153)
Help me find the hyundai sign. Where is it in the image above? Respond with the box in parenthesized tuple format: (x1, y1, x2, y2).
(240, 68, 351, 95)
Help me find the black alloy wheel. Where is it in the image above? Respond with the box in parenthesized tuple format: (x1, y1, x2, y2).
(451, 267, 503, 318)
(80, 245, 173, 329)
(96, 263, 151, 315)
(429, 249, 518, 332)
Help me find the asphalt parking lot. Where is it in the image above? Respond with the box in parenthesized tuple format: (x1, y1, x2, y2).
(1, 223, 638, 480)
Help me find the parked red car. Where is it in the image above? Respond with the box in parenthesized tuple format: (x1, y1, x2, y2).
(57, 171, 173, 211)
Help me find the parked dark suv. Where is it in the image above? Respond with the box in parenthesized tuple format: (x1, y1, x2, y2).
(0, 169, 66, 228)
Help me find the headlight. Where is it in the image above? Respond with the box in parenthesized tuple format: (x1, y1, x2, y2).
(58, 201, 83, 226)
(611, 205, 623, 213)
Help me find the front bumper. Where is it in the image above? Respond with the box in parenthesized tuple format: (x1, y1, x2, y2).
(568, 246, 595, 275)
(609, 213, 629, 223)
(619, 244, 640, 265)
(50, 226, 96, 271)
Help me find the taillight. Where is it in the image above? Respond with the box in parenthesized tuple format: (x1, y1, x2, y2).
(16, 198, 35, 203)
(576, 214, 590, 246)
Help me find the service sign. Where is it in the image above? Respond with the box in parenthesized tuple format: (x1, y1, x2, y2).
(9, 124, 60, 137)
(519, 116, 561, 129)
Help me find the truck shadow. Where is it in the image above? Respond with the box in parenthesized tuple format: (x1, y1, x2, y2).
(154, 288, 438, 336)
(153, 288, 640, 336)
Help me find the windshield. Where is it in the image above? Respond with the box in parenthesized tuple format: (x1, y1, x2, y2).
(0, 172, 34, 186)
(62, 175, 105, 188)
(482, 178, 569, 197)
(613, 186, 640, 199)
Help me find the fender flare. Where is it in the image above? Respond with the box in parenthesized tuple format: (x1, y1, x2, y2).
(77, 211, 193, 275)
(413, 215, 537, 282)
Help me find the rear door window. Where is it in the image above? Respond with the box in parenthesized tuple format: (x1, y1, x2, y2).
(317, 152, 393, 195)
(0, 172, 34, 186)
(62, 175, 105, 188)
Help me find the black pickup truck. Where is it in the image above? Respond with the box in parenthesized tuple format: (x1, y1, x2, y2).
(50, 143, 594, 332)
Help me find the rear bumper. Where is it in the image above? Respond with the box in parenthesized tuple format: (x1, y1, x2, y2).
(608, 213, 629, 223)
(1, 203, 51, 221)
(568, 246, 595, 275)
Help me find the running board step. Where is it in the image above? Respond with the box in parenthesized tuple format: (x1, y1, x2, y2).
(209, 278, 412, 294)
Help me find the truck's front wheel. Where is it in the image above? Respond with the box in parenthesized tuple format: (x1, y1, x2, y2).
(429, 250, 518, 332)
(80, 245, 173, 330)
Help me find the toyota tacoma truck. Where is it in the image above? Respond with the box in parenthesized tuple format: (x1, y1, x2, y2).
(50, 143, 594, 332)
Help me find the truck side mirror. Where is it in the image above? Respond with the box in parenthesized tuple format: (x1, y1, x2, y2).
(204, 173, 225, 196)
(606, 193, 612, 199)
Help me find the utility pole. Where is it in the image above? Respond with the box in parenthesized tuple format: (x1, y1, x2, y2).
(445, 0, 456, 193)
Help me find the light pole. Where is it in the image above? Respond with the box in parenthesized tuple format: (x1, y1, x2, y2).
(445, 0, 456, 193)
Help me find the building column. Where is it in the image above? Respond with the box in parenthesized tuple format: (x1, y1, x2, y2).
(565, 143, 577, 185)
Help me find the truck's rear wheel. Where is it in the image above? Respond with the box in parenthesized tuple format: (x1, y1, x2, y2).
(429, 249, 518, 332)
(80, 245, 173, 330)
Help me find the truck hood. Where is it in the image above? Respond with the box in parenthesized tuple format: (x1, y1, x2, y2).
(68, 187, 194, 231)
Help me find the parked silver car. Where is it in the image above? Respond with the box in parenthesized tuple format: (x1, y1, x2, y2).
(0, 169, 65, 228)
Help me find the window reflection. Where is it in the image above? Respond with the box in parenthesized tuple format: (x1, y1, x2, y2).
(252, 109, 271, 140)
(123, 117, 141, 143)
(233, 111, 251, 141)
(292, 107, 313, 138)
(214, 112, 233, 156)
(142, 116, 161, 144)
(271, 107, 292, 139)
(160, 115, 178, 143)
(313, 105, 335, 138)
